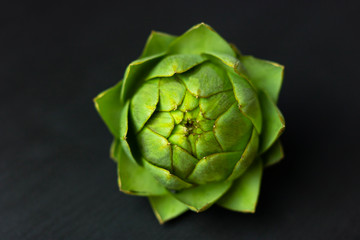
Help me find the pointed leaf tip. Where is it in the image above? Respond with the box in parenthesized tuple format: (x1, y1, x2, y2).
(171, 181, 232, 212)
(141, 31, 177, 58)
(94, 81, 123, 138)
(217, 159, 263, 212)
(149, 194, 188, 224)
(168, 23, 236, 56)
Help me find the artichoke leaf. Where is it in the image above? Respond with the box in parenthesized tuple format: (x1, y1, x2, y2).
(142, 159, 193, 190)
(170, 181, 232, 212)
(187, 152, 242, 184)
(239, 55, 284, 103)
(170, 110, 184, 124)
(227, 128, 259, 181)
(195, 131, 223, 159)
(119, 100, 144, 164)
(217, 158, 263, 212)
(199, 90, 235, 120)
(168, 23, 236, 57)
(228, 71, 262, 133)
(146, 112, 174, 138)
(168, 131, 192, 153)
(137, 127, 172, 170)
(146, 54, 206, 80)
(178, 62, 232, 98)
(179, 90, 199, 112)
(115, 139, 167, 196)
(202, 51, 245, 74)
(121, 53, 164, 103)
(148, 193, 189, 224)
(141, 31, 177, 58)
(214, 103, 253, 152)
(130, 79, 159, 133)
(158, 77, 186, 111)
(172, 145, 198, 180)
(198, 119, 215, 131)
(119, 100, 130, 139)
(93, 81, 122, 138)
(258, 91, 285, 154)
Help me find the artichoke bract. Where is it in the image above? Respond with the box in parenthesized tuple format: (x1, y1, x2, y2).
(94, 23, 285, 223)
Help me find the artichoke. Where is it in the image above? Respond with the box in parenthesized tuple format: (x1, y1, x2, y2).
(94, 23, 285, 223)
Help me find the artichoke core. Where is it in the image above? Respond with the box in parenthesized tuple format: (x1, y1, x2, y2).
(184, 119, 197, 136)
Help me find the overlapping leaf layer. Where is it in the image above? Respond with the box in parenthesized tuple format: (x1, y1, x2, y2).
(130, 60, 256, 187)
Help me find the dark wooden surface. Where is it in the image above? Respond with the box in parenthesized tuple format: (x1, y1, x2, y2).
(1, 1, 360, 239)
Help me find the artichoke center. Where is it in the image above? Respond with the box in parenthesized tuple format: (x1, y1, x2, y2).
(184, 118, 198, 136)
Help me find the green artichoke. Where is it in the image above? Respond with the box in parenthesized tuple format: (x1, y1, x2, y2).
(94, 23, 285, 223)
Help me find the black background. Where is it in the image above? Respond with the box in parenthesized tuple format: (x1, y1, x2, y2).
(1, 1, 360, 239)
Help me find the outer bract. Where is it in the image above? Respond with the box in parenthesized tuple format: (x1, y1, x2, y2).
(94, 23, 285, 224)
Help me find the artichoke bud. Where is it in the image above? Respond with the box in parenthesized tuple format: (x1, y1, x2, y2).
(94, 23, 285, 223)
